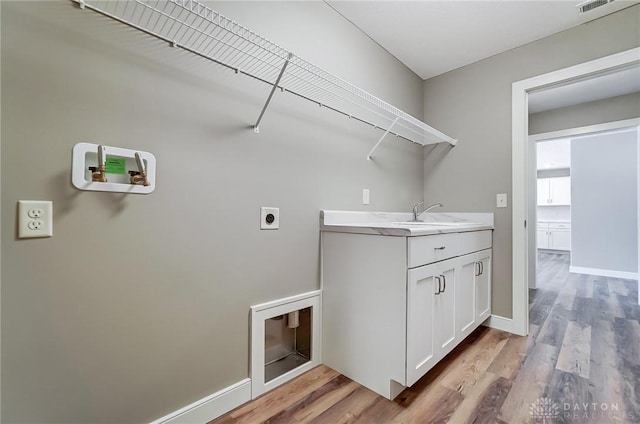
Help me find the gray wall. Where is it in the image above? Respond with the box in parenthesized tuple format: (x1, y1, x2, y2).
(1, 2, 425, 423)
(530, 92, 640, 135)
(571, 129, 638, 273)
(422, 5, 640, 318)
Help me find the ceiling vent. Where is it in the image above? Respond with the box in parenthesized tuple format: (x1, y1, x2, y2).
(577, 0, 614, 13)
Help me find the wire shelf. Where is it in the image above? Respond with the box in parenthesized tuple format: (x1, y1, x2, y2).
(74, 0, 457, 156)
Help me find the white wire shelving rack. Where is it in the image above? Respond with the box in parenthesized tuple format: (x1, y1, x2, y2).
(73, 0, 457, 159)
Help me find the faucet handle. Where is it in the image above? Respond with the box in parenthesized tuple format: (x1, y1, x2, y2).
(134, 152, 146, 175)
(97, 145, 106, 167)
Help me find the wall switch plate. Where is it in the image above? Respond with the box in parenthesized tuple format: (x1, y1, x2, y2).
(260, 207, 279, 230)
(18, 200, 53, 238)
(496, 193, 508, 208)
(362, 189, 370, 205)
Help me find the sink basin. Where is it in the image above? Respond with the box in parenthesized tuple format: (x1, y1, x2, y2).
(392, 221, 480, 227)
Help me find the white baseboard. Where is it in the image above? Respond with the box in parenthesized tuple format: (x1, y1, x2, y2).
(484, 315, 514, 333)
(149, 378, 251, 424)
(569, 266, 638, 280)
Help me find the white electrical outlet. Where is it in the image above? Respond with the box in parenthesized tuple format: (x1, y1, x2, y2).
(18, 200, 53, 238)
(260, 207, 279, 230)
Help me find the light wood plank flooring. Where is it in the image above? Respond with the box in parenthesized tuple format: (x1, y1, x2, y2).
(211, 252, 640, 423)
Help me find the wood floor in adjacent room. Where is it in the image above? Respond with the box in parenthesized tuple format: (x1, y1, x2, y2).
(211, 252, 640, 424)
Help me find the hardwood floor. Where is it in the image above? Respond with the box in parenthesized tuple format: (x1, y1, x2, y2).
(211, 252, 640, 423)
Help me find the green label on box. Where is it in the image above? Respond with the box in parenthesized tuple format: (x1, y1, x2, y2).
(105, 156, 126, 175)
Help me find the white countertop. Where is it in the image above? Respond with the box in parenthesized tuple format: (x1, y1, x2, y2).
(320, 210, 494, 236)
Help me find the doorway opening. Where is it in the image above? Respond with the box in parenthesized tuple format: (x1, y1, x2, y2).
(511, 47, 640, 336)
(529, 123, 639, 294)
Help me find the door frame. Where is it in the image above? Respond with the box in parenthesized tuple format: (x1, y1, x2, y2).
(511, 47, 640, 336)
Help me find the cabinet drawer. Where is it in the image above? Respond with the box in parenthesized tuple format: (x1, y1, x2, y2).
(408, 233, 459, 268)
(458, 230, 492, 254)
(548, 223, 570, 230)
(408, 230, 492, 268)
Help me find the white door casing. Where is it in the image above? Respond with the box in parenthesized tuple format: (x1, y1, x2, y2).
(512, 47, 640, 335)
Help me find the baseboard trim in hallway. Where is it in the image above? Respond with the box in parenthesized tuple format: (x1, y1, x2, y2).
(569, 265, 638, 281)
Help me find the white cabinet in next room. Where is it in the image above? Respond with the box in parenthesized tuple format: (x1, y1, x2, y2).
(537, 222, 571, 251)
(537, 176, 571, 206)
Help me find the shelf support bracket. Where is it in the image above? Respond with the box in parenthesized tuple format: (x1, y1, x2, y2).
(254, 53, 293, 134)
(367, 117, 400, 160)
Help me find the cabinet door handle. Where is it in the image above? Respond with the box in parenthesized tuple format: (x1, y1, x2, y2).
(475, 262, 481, 276)
(434, 246, 446, 250)
(480, 261, 484, 275)
(435, 276, 441, 295)
(441, 274, 446, 293)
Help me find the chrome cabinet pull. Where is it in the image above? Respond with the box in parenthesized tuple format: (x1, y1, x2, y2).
(480, 261, 484, 275)
(434, 246, 446, 250)
(435, 276, 441, 295)
(441, 274, 446, 293)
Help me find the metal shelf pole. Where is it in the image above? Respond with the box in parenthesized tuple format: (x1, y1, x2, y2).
(254, 53, 293, 134)
(367, 117, 400, 160)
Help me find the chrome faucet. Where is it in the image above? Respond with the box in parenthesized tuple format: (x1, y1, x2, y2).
(412, 202, 443, 221)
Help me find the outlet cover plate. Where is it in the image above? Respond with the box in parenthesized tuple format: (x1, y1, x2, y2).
(260, 207, 279, 230)
(18, 200, 53, 238)
(496, 193, 508, 208)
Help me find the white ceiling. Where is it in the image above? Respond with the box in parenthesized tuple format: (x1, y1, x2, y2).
(327, 0, 639, 80)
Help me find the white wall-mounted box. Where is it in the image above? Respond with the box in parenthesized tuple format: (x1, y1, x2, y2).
(72, 142, 156, 194)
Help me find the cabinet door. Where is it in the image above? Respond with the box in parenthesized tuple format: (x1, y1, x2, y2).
(457, 256, 477, 339)
(434, 263, 457, 358)
(537, 139, 570, 169)
(457, 249, 492, 338)
(537, 228, 549, 249)
(406, 258, 456, 386)
(537, 179, 551, 205)
(406, 264, 438, 386)
(476, 250, 492, 322)
(550, 229, 571, 251)
(550, 177, 571, 205)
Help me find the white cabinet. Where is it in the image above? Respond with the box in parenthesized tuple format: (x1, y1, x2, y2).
(323, 229, 492, 399)
(407, 247, 492, 387)
(537, 222, 571, 251)
(456, 249, 492, 341)
(537, 138, 570, 170)
(551, 227, 571, 250)
(407, 258, 454, 386)
(537, 179, 551, 205)
(537, 177, 571, 205)
(457, 257, 477, 341)
(472, 250, 492, 323)
(537, 228, 549, 249)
